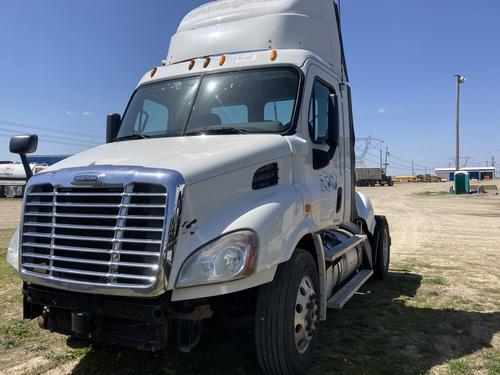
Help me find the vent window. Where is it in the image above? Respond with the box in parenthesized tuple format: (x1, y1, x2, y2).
(252, 163, 279, 190)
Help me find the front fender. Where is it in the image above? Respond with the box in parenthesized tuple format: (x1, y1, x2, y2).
(169, 162, 318, 300)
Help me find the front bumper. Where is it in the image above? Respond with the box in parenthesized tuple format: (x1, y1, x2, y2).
(23, 283, 212, 352)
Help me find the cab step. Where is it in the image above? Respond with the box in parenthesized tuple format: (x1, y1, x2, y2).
(324, 234, 367, 263)
(326, 269, 373, 309)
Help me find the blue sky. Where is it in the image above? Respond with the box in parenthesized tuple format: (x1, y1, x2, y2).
(0, 0, 498, 175)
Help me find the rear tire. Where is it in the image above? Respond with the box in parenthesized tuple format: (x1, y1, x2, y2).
(255, 249, 319, 375)
(373, 216, 390, 280)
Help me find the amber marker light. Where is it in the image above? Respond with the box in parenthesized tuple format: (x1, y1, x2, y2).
(218, 55, 226, 66)
(188, 60, 195, 70)
(305, 204, 312, 214)
(203, 57, 211, 68)
(150, 67, 158, 78)
(270, 49, 278, 61)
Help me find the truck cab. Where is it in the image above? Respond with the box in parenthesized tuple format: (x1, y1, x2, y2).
(7, 1, 390, 374)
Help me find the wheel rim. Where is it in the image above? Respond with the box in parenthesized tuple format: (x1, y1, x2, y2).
(294, 275, 318, 354)
(382, 228, 389, 268)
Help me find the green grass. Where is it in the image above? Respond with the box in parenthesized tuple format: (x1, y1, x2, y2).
(485, 350, 500, 375)
(447, 358, 471, 375)
(0, 229, 499, 375)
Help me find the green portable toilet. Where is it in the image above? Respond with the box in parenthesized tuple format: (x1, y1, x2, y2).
(454, 171, 470, 194)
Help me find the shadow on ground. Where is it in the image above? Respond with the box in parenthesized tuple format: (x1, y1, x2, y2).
(71, 272, 499, 375)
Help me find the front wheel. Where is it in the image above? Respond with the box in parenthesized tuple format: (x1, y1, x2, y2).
(373, 215, 391, 280)
(255, 249, 319, 375)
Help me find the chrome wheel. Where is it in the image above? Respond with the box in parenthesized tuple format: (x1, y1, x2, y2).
(294, 275, 318, 353)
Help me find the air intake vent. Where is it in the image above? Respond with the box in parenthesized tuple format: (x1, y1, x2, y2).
(252, 163, 279, 190)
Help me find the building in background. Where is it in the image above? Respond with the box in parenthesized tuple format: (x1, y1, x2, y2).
(435, 167, 495, 181)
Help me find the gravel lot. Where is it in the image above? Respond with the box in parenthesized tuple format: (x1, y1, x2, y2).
(0, 182, 499, 374)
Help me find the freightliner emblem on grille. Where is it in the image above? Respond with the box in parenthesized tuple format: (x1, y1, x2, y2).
(71, 174, 103, 186)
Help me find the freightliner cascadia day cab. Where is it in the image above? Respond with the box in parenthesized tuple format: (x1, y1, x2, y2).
(7, 1, 391, 373)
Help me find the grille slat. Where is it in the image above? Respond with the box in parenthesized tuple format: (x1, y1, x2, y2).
(24, 222, 163, 232)
(22, 253, 159, 269)
(23, 232, 162, 244)
(24, 212, 164, 220)
(21, 183, 167, 288)
(23, 242, 160, 257)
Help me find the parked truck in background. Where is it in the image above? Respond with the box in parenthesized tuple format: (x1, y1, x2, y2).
(7, 1, 391, 374)
(356, 167, 394, 187)
(0, 162, 47, 198)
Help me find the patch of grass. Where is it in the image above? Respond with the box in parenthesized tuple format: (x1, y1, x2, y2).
(447, 358, 471, 374)
(425, 276, 448, 285)
(485, 350, 500, 375)
(0, 319, 35, 338)
(50, 347, 90, 363)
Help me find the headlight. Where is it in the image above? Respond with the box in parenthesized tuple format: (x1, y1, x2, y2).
(7, 228, 20, 272)
(176, 230, 258, 288)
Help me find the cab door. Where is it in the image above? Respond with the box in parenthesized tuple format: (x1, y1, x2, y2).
(302, 65, 345, 230)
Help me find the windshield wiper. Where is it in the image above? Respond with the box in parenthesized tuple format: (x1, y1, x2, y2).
(114, 133, 151, 142)
(186, 127, 248, 136)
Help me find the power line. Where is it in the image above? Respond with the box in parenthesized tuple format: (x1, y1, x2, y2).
(0, 128, 98, 147)
(0, 133, 97, 149)
(0, 120, 102, 142)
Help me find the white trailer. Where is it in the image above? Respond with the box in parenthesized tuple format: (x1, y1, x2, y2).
(0, 163, 46, 197)
(7, 1, 391, 374)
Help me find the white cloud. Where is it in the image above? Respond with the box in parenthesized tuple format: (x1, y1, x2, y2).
(376, 107, 387, 114)
(82, 112, 94, 116)
(65, 110, 75, 118)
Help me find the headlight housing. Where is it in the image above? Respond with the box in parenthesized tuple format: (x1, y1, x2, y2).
(176, 230, 258, 288)
(7, 228, 20, 272)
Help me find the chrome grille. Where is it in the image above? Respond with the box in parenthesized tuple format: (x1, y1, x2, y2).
(21, 183, 167, 288)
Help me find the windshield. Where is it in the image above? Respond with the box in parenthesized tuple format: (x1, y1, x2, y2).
(116, 68, 300, 140)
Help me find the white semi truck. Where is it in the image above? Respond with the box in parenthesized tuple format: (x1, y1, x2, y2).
(7, 1, 391, 374)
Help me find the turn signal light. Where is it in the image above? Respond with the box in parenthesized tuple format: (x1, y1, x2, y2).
(150, 67, 158, 78)
(203, 57, 211, 68)
(188, 60, 195, 70)
(270, 49, 278, 61)
(218, 55, 226, 66)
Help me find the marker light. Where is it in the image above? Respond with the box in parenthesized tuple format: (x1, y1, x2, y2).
(150, 67, 158, 78)
(188, 60, 195, 70)
(270, 49, 278, 61)
(218, 55, 226, 66)
(203, 57, 211, 68)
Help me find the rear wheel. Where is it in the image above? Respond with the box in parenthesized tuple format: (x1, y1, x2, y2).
(255, 249, 319, 375)
(373, 216, 390, 280)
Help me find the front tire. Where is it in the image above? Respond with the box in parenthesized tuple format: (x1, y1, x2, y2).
(255, 249, 319, 375)
(373, 216, 391, 280)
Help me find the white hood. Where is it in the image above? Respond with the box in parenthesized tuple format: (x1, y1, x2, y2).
(47, 134, 291, 185)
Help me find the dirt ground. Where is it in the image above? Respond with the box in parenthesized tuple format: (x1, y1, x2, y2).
(0, 182, 499, 375)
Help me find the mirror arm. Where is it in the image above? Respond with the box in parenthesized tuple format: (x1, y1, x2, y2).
(20, 154, 33, 180)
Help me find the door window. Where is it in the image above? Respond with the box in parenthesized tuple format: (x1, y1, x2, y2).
(308, 80, 337, 144)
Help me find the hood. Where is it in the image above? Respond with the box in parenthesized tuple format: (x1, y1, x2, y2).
(47, 134, 291, 185)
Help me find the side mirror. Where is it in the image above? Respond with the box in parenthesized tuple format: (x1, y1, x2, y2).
(106, 113, 121, 143)
(327, 94, 340, 147)
(9, 134, 38, 155)
(9, 135, 38, 180)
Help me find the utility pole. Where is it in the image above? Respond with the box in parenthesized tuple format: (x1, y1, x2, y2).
(380, 149, 383, 170)
(412, 160, 415, 176)
(384, 147, 389, 176)
(454, 74, 465, 171)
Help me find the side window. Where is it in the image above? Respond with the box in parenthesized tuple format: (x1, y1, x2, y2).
(134, 99, 169, 134)
(308, 80, 337, 144)
(264, 99, 295, 126)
